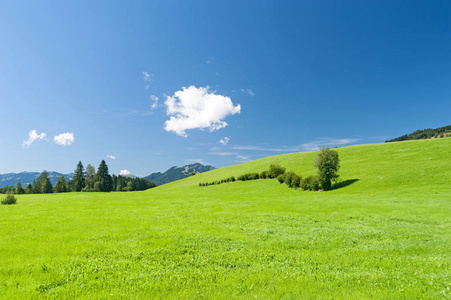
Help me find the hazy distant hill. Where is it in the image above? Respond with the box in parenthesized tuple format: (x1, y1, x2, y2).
(386, 124, 451, 143)
(144, 163, 215, 186)
(0, 172, 74, 188)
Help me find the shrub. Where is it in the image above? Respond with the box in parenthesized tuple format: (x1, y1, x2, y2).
(1, 194, 17, 205)
(268, 164, 286, 178)
(300, 176, 321, 191)
(277, 174, 285, 184)
(284, 172, 295, 187)
(231, 176, 236, 182)
(291, 174, 301, 189)
(260, 171, 268, 179)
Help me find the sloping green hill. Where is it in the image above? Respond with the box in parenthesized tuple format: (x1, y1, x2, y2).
(1, 138, 450, 299)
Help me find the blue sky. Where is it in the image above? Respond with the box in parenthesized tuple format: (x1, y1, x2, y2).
(1, 1, 450, 176)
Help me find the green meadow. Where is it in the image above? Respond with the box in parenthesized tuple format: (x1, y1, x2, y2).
(1, 138, 450, 299)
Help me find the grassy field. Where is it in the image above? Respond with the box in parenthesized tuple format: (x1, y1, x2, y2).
(1, 138, 450, 299)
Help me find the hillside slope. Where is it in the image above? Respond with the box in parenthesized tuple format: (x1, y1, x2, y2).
(1, 138, 450, 299)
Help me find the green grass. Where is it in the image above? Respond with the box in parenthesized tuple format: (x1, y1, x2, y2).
(1, 138, 450, 299)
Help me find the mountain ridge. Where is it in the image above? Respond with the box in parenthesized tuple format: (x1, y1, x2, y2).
(144, 163, 215, 186)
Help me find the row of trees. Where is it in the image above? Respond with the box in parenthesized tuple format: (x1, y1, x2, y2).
(3, 160, 156, 194)
(198, 148, 341, 191)
(198, 164, 286, 187)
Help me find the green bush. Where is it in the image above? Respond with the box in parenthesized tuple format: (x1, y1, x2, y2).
(1, 194, 17, 205)
(268, 164, 286, 178)
(300, 176, 321, 191)
(284, 172, 295, 187)
(260, 171, 268, 179)
(291, 174, 301, 189)
(277, 174, 285, 184)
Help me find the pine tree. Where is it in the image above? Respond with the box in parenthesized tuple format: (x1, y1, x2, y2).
(54, 175, 67, 193)
(85, 164, 96, 189)
(95, 160, 113, 192)
(25, 184, 33, 194)
(72, 161, 85, 192)
(40, 171, 53, 193)
(15, 181, 25, 194)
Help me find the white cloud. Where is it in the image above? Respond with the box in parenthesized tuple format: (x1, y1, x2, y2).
(119, 169, 131, 176)
(164, 86, 241, 137)
(219, 137, 230, 145)
(209, 152, 236, 156)
(185, 158, 210, 165)
(22, 130, 47, 148)
(143, 71, 152, 89)
(53, 132, 75, 146)
(241, 88, 255, 97)
(150, 95, 159, 110)
(301, 138, 360, 151)
(107, 155, 116, 160)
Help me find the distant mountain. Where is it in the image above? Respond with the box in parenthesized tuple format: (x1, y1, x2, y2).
(144, 163, 215, 186)
(386, 124, 451, 143)
(0, 172, 74, 188)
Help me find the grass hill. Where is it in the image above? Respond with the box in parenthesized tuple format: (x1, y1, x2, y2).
(144, 163, 215, 186)
(1, 138, 450, 298)
(386, 124, 451, 142)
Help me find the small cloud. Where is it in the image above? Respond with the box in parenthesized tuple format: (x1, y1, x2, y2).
(142, 71, 152, 89)
(119, 169, 131, 176)
(301, 138, 360, 151)
(107, 155, 116, 160)
(237, 155, 250, 160)
(185, 158, 210, 165)
(164, 86, 241, 137)
(241, 88, 255, 97)
(150, 95, 159, 110)
(206, 60, 212, 64)
(209, 152, 236, 156)
(219, 137, 230, 145)
(22, 130, 47, 148)
(53, 132, 75, 146)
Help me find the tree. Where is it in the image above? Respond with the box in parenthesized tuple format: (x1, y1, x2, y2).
(95, 160, 113, 192)
(25, 184, 33, 194)
(314, 148, 340, 191)
(54, 175, 67, 193)
(40, 171, 53, 193)
(268, 164, 286, 178)
(85, 164, 96, 189)
(15, 181, 25, 194)
(72, 161, 85, 192)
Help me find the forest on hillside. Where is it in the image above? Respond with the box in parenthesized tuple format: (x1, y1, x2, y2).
(386, 124, 451, 142)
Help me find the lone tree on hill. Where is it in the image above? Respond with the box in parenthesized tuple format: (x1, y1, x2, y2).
(95, 160, 113, 192)
(73, 161, 85, 192)
(315, 148, 340, 191)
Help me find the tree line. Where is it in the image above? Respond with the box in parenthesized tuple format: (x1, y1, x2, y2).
(0, 160, 156, 194)
(199, 148, 341, 191)
(386, 124, 451, 142)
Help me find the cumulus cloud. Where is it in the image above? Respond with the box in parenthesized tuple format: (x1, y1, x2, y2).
(53, 132, 75, 146)
(107, 155, 116, 160)
(22, 130, 47, 148)
(119, 169, 131, 176)
(150, 95, 159, 110)
(164, 86, 241, 137)
(241, 88, 255, 97)
(219, 137, 230, 145)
